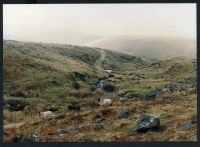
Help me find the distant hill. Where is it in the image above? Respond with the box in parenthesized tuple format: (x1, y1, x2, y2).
(85, 35, 196, 60)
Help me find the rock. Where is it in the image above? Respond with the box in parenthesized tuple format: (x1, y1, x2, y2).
(96, 80, 104, 89)
(80, 104, 93, 111)
(9, 104, 26, 111)
(3, 104, 11, 110)
(166, 83, 177, 92)
(117, 108, 129, 119)
(68, 104, 80, 112)
(14, 134, 41, 142)
(145, 90, 157, 100)
(73, 82, 80, 89)
(177, 119, 196, 131)
(67, 128, 78, 135)
(134, 74, 146, 80)
(119, 97, 129, 102)
(4, 100, 28, 111)
(103, 69, 112, 74)
(49, 107, 58, 112)
(103, 83, 115, 92)
(47, 114, 65, 121)
(135, 115, 160, 133)
(92, 124, 104, 130)
(170, 95, 180, 100)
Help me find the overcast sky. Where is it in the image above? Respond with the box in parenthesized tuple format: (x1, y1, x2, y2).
(3, 4, 196, 44)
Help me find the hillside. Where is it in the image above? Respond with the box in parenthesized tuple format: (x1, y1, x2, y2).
(3, 40, 197, 142)
(85, 35, 196, 60)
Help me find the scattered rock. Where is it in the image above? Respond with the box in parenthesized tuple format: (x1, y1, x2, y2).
(14, 134, 41, 142)
(73, 82, 80, 89)
(49, 107, 58, 112)
(103, 70, 112, 74)
(145, 90, 157, 100)
(92, 124, 104, 130)
(80, 104, 93, 111)
(4, 100, 28, 111)
(135, 115, 160, 133)
(134, 74, 146, 80)
(68, 104, 80, 112)
(119, 97, 129, 102)
(47, 114, 65, 121)
(3, 104, 11, 110)
(117, 108, 129, 119)
(170, 95, 180, 100)
(166, 83, 177, 92)
(96, 80, 104, 89)
(67, 128, 78, 135)
(177, 118, 197, 131)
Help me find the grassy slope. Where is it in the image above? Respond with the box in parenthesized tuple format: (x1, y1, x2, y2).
(3, 40, 197, 142)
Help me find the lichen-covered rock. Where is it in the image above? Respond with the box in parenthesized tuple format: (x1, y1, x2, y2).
(14, 134, 41, 142)
(135, 115, 160, 133)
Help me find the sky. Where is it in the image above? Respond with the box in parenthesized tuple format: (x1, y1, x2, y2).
(3, 4, 196, 45)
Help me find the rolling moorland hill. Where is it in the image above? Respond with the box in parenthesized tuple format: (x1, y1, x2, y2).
(85, 35, 196, 60)
(3, 40, 197, 142)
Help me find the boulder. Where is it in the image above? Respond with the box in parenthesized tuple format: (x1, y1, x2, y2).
(14, 134, 41, 143)
(145, 90, 157, 100)
(4, 100, 28, 111)
(117, 108, 129, 119)
(135, 115, 160, 133)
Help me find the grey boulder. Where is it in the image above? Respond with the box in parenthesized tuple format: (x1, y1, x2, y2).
(135, 115, 160, 133)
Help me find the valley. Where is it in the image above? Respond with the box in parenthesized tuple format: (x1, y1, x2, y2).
(3, 40, 197, 142)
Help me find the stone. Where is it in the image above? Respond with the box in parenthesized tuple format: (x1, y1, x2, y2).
(135, 115, 160, 133)
(145, 90, 157, 100)
(14, 134, 41, 142)
(117, 108, 129, 119)
(177, 119, 196, 131)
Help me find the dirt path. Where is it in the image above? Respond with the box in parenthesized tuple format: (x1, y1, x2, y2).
(94, 49, 106, 70)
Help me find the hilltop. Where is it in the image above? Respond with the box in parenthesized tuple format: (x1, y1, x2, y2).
(85, 35, 196, 60)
